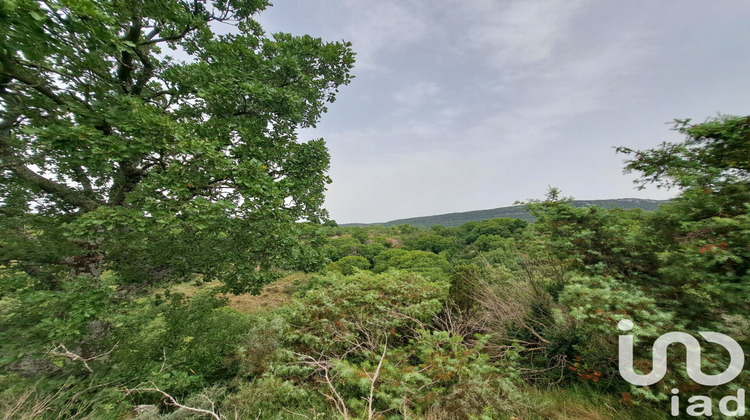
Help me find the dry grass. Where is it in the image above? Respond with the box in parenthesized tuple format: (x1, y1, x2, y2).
(513, 386, 667, 420)
(220, 274, 306, 314)
(165, 273, 310, 314)
(0, 379, 106, 420)
(384, 237, 401, 248)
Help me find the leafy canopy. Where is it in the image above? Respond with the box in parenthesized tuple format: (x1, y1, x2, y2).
(0, 0, 355, 292)
(617, 116, 750, 191)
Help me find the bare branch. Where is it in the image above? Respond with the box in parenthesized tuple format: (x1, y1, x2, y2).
(125, 383, 222, 420)
(294, 353, 349, 420)
(144, 25, 162, 40)
(294, 339, 389, 420)
(48, 342, 119, 373)
(364, 339, 387, 420)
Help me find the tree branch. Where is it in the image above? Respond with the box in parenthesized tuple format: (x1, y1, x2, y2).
(124, 384, 222, 420)
(0, 54, 66, 106)
(132, 47, 155, 96)
(71, 165, 94, 196)
(48, 342, 119, 373)
(108, 159, 145, 206)
(144, 25, 162, 41)
(117, 20, 142, 94)
(365, 340, 387, 420)
(0, 114, 101, 211)
(140, 25, 196, 46)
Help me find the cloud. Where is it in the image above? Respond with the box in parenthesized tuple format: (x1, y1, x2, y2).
(255, 0, 745, 223)
(393, 81, 441, 110)
(325, 0, 430, 72)
(325, 147, 483, 223)
(461, 25, 656, 158)
(459, 0, 590, 69)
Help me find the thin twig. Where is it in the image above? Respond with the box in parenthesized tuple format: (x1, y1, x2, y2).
(124, 384, 222, 420)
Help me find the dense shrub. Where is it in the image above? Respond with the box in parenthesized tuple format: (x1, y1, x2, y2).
(325, 255, 371, 275)
(220, 271, 532, 419)
(458, 218, 528, 244)
(110, 290, 254, 395)
(283, 270, 450, 356)
(372, 249, 452, 280)
(323, 236, 363, 261)
(403, 233, 456, 254)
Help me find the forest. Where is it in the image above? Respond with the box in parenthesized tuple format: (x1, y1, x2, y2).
(1, 1, 749, 419)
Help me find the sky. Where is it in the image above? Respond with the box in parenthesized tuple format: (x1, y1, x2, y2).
(252, 1, 750, 224)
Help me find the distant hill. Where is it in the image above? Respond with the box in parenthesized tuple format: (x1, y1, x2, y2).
(342, 198, 668, 228)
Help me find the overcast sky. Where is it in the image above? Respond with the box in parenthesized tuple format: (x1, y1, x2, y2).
(253, 1, 750, 224)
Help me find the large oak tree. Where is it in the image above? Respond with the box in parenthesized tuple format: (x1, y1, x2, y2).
(0, 0, 354, 292)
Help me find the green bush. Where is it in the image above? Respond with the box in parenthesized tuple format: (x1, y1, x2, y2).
(372, 249, 452, 280)
(222, 270, 532, 419)
(223, 376, 328, 419)
(111, 290, 254, 395)
(0, 273, 116, 373)
(322, 236, 362, 261)
(458, 218, 528, 244)
(283, 270, 449, 356)
(403, 233, 456, 254)
(473, 234, 509, 252)
(325, 255, 371, 275)
(358, 241, 389, 263)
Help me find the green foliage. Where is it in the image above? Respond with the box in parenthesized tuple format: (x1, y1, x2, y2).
(323, 235, 362, 261)
(558, 275, 673, 382)
(357, 241, 389, 263)
(528, 201, 658, 278)
(111, 290, 254, 394)
(349, 226, 369, 243)
(284, 270, 449, 356)
(395, 223, 420, 234)
(325, 255, 371, 275)
(474, 246, 524, 272)
(618, 116, 750, 191)
(0, 214, 80, 280)
(473, 234, 507, 252)
(321, 228, 393, 265)
(235, 316, 288, 378)
(0, 272, 116, 369)
(448, 263, 480, 310)
(222, 271, 531, 419)
(617, 116, 750, 324)
(372, 249, 453, 281)
(458, 218, 528, 244)
(509, 115, 750, 403)
(224, 376, 328, 419)
(403, 232, 456, 253)
(0, 374, 129, 420)
(0, 0, 354, 292)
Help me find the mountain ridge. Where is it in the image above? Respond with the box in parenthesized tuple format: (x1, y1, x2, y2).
(341, 198, 668, 228)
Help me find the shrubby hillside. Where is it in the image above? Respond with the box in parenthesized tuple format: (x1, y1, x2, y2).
(3, 112, 749, 418)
